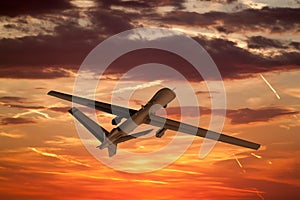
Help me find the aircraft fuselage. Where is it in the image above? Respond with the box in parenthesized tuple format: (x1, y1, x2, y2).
(99, 88, 176, 148)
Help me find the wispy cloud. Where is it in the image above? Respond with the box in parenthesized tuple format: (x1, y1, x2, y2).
(113, 80, 163, 94)
(0, 131, 23, 138)
(0, 117, 36, 125)
(29, 147, 90, 168)
(13, 110, 51, 119)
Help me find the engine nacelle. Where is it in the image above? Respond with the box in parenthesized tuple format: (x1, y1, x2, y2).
(112, 116, 123, 125)
(156, 128, 166, 138)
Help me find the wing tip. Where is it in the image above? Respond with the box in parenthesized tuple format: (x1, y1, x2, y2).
(253, 143, 261, 150)
(47, 90, 56, 96)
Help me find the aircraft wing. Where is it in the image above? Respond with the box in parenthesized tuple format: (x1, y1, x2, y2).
(68, 107, 107, 143)
(48, 91, 137, 118)
(144, 114, 260, 150)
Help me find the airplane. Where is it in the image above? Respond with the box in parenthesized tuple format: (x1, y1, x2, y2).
(48, 88, 260, 157)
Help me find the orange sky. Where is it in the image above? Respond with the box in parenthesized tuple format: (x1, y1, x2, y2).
(1, 0, 300, 199)
(1, 71, 300, 199)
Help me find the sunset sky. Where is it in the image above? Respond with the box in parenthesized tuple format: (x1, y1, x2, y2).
(0, 0, 300, 199)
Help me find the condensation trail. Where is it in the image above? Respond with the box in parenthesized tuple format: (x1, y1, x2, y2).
(13, 110, 50, 119)
(260, 74, 280, 99)
(233, 153, 243, 168)
(251, 153, 262, 159)
(30, 147, 90, 167)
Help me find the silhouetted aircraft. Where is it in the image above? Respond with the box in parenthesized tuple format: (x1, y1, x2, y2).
(48, 88, 260, 157)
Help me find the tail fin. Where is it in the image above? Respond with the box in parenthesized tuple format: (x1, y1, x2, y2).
(108, 144, 117, 157)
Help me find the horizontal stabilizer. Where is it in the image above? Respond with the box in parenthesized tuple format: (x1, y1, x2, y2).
(68, 107, 108, 143)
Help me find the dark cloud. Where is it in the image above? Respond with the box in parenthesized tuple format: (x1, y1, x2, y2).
(0, 4, 299, 80)
(196, 90, 219, 95)
(0, 96, 27, 103)
(227, 107, 298, 124)
(247, 36, 286, 49)
(154, 106, 214, 119)
(48, 106, 70, 113)
(220, 7, 300, 32)
(0, 0, 73, 17)
(1, 34, 299, 80)
(2, 104, 45, 110)
(194, 37, 300, 79)
(0, 67, 73, 79)
(161, 7, 300, 33)
(1, 117, 36, 125)
(215, 26, 232, 34)
(199, 0, 237, 3)
(91, 9, 134, 35)
(103, 48, 203, 81)
(290, 41, 300, 50)
(158, 106, 298, 125)
(100, 0, 151, 9)
(102, 38, 299, 81)
(0, 9, 137, 79)
(0, 22, 101, 67)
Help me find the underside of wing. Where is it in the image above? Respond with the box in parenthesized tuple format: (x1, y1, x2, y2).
(144, 114, 260, 150)
(48, 90, 137, 118)
(68, 107, 108, 143)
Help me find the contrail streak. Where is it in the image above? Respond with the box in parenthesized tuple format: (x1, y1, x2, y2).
(251, 153, 262, 159)
(233, 153, 243, 168)
(30, 147, 90, 167)
(113, 80, 163, 94)
(13, 110, 51, 119)
(260, 74, 280, 99)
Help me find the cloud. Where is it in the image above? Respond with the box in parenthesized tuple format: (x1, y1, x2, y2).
(29, 147, 90, 167)
(0, 0, 73, 17)
(227, 107, 298, 124)
(0, 3, 299, 80)
(196, 90, 219, 95)
(3, 104, 45, 110)
(102, 39, 300, 81)
(284, 88, 300, 98)
(0, 10, 135, 79)
(0, 96, 27, 103)
(161, 7, 300, 33)
(0, 132, 23, 138)
(157, 106, 298, 125)
(0, 67, 73, 79)
(0, 117, 36, 125)
(248, 36, 286, 49)
(193, 37, 300, 79)
(48, 106, 70, 113)
(290, 42, 300, 50)
(98, 0, 185, 10)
